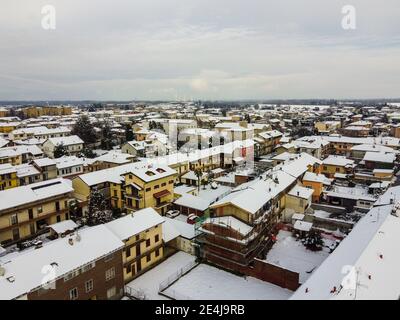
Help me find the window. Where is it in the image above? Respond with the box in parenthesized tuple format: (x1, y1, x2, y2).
(169, 180, 174, 184)
(126, 264, 132, 274)
(10, 214, 18, 226)
(146, 239, 151, 247)
(126, 247, 131, 258)
(335, 168, 340, 172)
(82, 262, 95, 273)
(105, 267, 115, 281)
(85, 279, 94, 293)
(107, 286, 116, 299)
(56, 215, 61, 223)
(323, 166, 328, 171)
(154, 185, 159, 189)
(64, 270, 80, 282)
(145, 188, 151, 192)
(146, 254, 151, 262)
(155, 248, 160, 257)
(37, 206, 43, 214)
(155, 235, 159, 243)
(69, 287, 78, 300)
(161, 182, 166, 187)
(104, 253, 114, 262)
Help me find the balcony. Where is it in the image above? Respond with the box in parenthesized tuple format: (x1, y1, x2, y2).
(125, 193, 142, 200)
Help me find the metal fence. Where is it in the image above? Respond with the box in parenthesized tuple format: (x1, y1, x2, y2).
(159, 260, 198, 293)
(124, 286, 147, 300)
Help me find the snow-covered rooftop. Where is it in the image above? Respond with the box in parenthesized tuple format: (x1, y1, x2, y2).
(105, 208, 165, 241)
(0, 225, 123, 300)
(0, 178, 73, 212)
(292, 185, 400, 300)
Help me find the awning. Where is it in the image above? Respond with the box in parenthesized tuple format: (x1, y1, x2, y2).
(153, 189, 171, 199)
(129, 182, 142, 190)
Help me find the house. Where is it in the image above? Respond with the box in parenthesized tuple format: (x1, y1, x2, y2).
(42, 135, 84, 158)
(340, 126, 370, 137)
(0, 178, 74, 245)
(0, 145, 43, 165)
(181, 170, 207, 187)
(314, 121, 341, 134)
(110, 165, 177, 215)
(9, 126, 71, 141)
(32, 158, 58, 181)
(104, 208, 164, 283)
(0, 225, 124, 300)
(173, 193, 211, 217)
(163, 217, 196, 255)
(350, 144, 397, 161)
(15, 163, 42, 186)
(362, 152, 396, 170)
(89, 151, 135, 171)
(0, 164, 18, 190)
(284, 185, 314, 220)
(0, 122, 22, 134)
(255, 130, 283, 155)
(321, 155, 356, 178)
(55, 156, 84, 178)
(302, 171, 332, 203)
(324, 185, 376, 212)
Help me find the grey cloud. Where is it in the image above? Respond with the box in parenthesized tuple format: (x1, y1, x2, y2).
(0, 0, 399, 100)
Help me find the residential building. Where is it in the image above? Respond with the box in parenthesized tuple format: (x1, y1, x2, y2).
(0, 178, 74, 245)
(105, 208, 164, 283)
(0, 225, 124, 300)
(42, 135, 84, 158)
(110, 165, 176, 215)
(321, 155, 356, 178)
(0, 164, 18, 190)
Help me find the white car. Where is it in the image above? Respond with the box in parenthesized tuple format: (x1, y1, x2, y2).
(166, 209, 180, 218)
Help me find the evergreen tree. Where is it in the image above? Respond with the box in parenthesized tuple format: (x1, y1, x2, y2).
(124, 123, 134, 141)
(194, 168, 203, 192)
(71, 115, 97, 145)
(86, 188, 113, 226)
(68, 199, 80, 221)
(81, 147, 96, 158)
(100, 119, 113, 150)
(53, 143, 68, 158)
(302, 230, 324, 251)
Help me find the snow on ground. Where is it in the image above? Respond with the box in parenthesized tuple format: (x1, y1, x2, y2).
(126, 251, 196, 300)
(265, 230, 330, 284)
(163, 264, 293, 300)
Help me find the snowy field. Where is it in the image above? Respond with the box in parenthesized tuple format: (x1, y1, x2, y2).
(163, 263, 293, 300)
(265, 230, 331, 283)
(126, 251, 196, 300)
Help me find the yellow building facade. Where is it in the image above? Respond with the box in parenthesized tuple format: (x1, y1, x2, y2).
(105, 208, 165, 283)
(111, 166, 176, 215)
(0, 164, 18, 190)
(0, 179, 73, 245)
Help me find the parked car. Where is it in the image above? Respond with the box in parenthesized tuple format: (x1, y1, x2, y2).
(187, 213, 199, 224)
(166, 209, 180, 218)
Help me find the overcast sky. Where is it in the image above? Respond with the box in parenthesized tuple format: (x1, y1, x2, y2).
(1, 0, 399, 100)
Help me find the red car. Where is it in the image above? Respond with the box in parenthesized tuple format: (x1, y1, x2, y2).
(186, 214, 198, 224)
